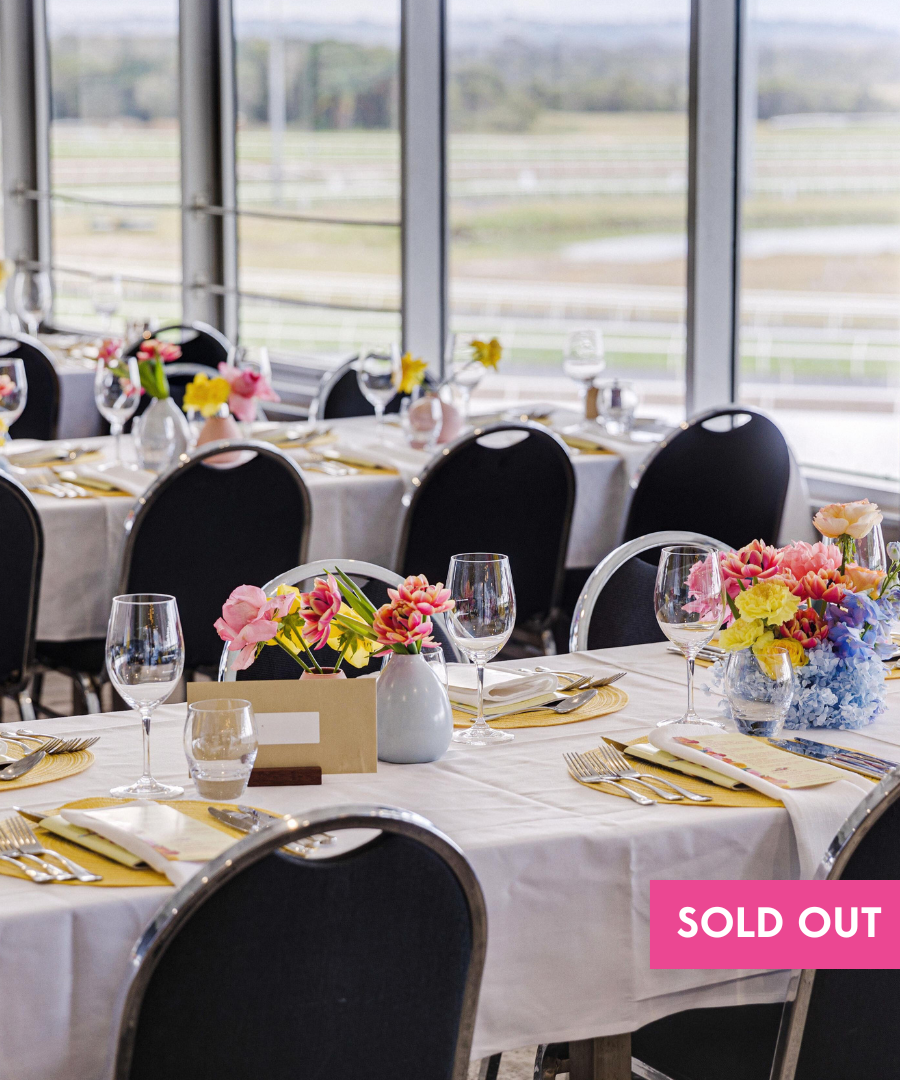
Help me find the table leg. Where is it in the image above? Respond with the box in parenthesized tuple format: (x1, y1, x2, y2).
(568, 1034, 632, 1080)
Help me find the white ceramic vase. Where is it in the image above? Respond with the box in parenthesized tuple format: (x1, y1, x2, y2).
(376, 652, 453, 763)
(134, 395, 191, 472)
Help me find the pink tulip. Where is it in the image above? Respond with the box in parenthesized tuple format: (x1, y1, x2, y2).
(720, 540, 786, 600)
(790, 567, 847, 604)
(137, 339, 182, 364)
(372, 603, 436, 652)
(778, 541, 842, 582)
(388, 575, 454, 617)
(217, 364, 279, 422)
(298, 574, 342, 649)
(214, 584, 294, 670)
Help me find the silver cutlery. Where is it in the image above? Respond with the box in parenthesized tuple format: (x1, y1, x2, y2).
(768, 739, 892, 779)
(0, 831, 54, 882)
(13, 730, 100, 753)
(208, 807, 320, 857)
(454, 687, 597, 720)
(0, 814, 101, 882)
(591, 741, 713, 803)
(0, 825, 72, 880)
(236, 805, 337, 847)
(667, 645, 725, 662)
(516, 669, 591, 691)
(1, 735, 65, 754)
(0, 749, 46, 781)
(587, 672, 627, 688)
(791, 737, 897, 771)
(563, 751, 654, 806)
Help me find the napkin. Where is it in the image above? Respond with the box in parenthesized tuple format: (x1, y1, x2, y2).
(446, 664, 558, 708)
(649, 725, 872, 878)
(73, 463, 153, 497)
(62, 800, 236, 886)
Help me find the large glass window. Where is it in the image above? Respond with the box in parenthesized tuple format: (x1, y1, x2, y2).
(46, 0, 182, 334)
(739, 3, 900, 483)
(447, 0, 691, 418)
(233, 0, 401, 356)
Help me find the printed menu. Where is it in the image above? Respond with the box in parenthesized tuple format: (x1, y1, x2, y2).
(671, 733, 841, 790)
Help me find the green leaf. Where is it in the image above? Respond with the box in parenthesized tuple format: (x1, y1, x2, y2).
(333, 568, 377, 622)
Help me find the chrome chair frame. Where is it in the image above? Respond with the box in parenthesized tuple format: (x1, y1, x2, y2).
(112, 804, 488, 1080)
(569, 530, 731, 653)
(218, 557, 464, 680)
(0, 331, 61, 441)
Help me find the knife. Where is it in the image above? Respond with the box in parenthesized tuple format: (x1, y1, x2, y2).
(769, 740, 890, 779)
(208, 807, 317, 856)
(790, 737, 899, 771)
(235, 805, 336, 846)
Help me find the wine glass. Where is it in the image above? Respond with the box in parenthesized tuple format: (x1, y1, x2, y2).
(94, 352, 140, 464)
(13, 269, 52, 338)
(446, 332, 485, 420)
(356, 344, 399, 437)
(654, 545, 725, 727)
(725, 646, 793, 737)
(563, 328, 605, 418)
(446, 553, 516, 746)
(106, 593, 185, 799)
(823, 525, 887, 574)
(0, 358, 27, 447)
(90, 273, 122, 332)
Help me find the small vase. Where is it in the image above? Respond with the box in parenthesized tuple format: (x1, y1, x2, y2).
(437, 400, 464, 444)
(197, 411, 243, 464)
(134, 396, 191, 473)
(376, 652, 452, 763)
(300, 668, 347, 680)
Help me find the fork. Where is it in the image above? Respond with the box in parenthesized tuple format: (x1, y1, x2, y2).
(0, 814, 101, 882)
(591, 742, 713, 803)
(14, 730, 100, 753)
(0, 826, 72, 880)
(517, 669, 591, 691)
(563, 751, 654, 806)
(0, 831, 54, 882)
(1, 735, 65, 754)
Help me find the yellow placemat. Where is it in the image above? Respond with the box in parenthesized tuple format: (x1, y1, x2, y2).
(6, 449, 104, 468)
(453, 684, 628, 729)
(578, 738, 783, 807)
(0, 745, 94, 790)
(0, 798, 262, 887)
(560, 435, 614, 455)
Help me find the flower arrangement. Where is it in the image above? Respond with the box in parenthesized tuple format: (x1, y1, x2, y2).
(215, 362, 279, 422)
(182, 373, 232, 419)
(393, 352, 428, 395)
(216, 570, 454, 675)
(133, 337, 182, 399)
(705, 501, 900, 729)
(470, 337, 502, 370)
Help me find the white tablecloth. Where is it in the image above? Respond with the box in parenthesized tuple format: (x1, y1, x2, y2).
(2, 642, 893, 1078)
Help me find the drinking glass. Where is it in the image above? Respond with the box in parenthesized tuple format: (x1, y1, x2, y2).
(724, 647, 793, 737)
(184, 698, 259, 799)
(446, 332, 485, 420)
(562, 328, 605, 417)
(94, 353, 140, 464)
(13, 269, 52, 337)
(106, 593, 185, 798)
(133, 409, 177, 473)
(90, 273, 122, 331)
(400, 393, 443, 451)
(597, 379, 639, 436)
(823, 524, 887, 575)
(0, 359, 27, 446)
(447, 553, 516, 746)
(654, 545, 726, 727)
(356, 344, 399, 437)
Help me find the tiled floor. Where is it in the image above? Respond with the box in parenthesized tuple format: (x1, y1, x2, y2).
(468, 1047, 540, 1079)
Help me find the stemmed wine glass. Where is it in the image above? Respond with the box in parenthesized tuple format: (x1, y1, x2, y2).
(446, 553, 517, 746)
(355, 344, 399, 438)
(13, 269, 52, 338)
(0, 358, 27, 447)
(446, 332, 486, 420)
(90, 273, 123, 332)
(106, 593, 185, 798)
(94, 352, 141, 465)
(654, 545, 725, 727)
(562, 328, 605, 418)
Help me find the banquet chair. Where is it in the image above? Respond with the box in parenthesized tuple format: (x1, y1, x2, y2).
(629, 766, 900, 1080)
(0, 473, 43, 723)
(112, 804, 486, 1080)
(310, 358, 430, 421)
(0, 333, 60, 441)
(397, 423, 576, 655)
(125, 320, 229, 423)
(623, 406, 791, 549)
(218, 558, 464, 681)
(569, 531, 730, 652)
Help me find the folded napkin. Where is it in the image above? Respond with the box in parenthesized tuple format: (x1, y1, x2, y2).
(446, 664, 558, 709)
(62, 800, 236, 886)
(649, 725, 872, 878)
(74, 463, 153, 497)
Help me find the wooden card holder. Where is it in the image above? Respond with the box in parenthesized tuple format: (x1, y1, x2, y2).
(247, 765, 322, 787)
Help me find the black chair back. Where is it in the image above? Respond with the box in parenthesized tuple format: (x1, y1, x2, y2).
(120, 442, 311, 672)
(0, 474, 43, 694)
(313, 360, 431, 421)
(0, 334, 60, 441)
(114, 805, 486, 1080)
(623, 407, 791, 548)
(397, 423, 575, 626)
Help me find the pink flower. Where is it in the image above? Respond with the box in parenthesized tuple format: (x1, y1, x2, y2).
(790, 567, 847, 604)
(388, 574, 454, 617)
(217, 363, 280, 422)
(683, 552, 725, 621)
(780, 609, 829, 650)
(372, 603, 436, 652)
(137, 339, 182, 364)
(298, 574, 342, 649)
(214, 584, 294, 670)
(0, 373, 15, 398)
(98, 338, 122, 361)
(778, 541, 842, 582)
(720, 540, 785, 600)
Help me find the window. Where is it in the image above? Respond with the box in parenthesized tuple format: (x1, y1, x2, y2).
(233, 0, 401, 356)
(447, 0, 691, 418)
(46, 0, 181, 333)
(739, 2, 900, 483)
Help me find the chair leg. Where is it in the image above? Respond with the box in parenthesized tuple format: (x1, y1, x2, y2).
(73, 672, 102, 716)
(16, 689, 37, 725)
(540, 628, 557, 656)
(534, 1042, 570, 1079)
(478, 1054, 502, 1080)
(568, 1035, 631, 1080)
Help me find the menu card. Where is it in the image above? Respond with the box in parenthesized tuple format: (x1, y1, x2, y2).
(61, 802, 234, 862)
(671, 733, 841, 790)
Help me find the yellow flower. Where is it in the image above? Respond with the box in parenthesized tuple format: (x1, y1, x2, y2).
(735, 580, 800, 627)
(471, 337, 502, 369)
(752, 633, 807, 676)
(328, 604, 376, 668)
(393, 352, 428, 395)
(274, 583, 301, 612)
(0, 259, 12, 290)
(719, 617, 765, 652)
(182, 373, 231, 418)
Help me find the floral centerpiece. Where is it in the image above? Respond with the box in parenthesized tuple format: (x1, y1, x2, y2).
(134, 337, 182, 399)
(183, 364, 278, 423)
(706, 500, 899, 730)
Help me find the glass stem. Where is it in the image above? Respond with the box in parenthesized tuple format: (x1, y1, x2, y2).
(375, 402, 385, 440)
(112, 421, 123, 463)
(139, 709, 153, 783)
(473, 661, 488, 731)
(685, 654, 696, 718)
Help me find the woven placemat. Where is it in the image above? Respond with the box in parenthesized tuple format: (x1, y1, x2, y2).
(0, 798, 255, 888)
(452, 684, 628, 730)
(0, 745, 95, 790)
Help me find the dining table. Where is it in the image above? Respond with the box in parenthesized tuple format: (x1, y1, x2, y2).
(1, 640, 895, 1080)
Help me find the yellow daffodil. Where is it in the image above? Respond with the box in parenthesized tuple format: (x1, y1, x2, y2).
(734, 579, 800, 627)
(328, 604, 377, 668)
(719, 617, 765, 652)
(182, 373, 232, 418)
(394, 352, 428, 395)
(471, 337, 502, 369)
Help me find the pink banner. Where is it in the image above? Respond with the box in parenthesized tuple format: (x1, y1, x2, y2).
(650, 880, 900, 969)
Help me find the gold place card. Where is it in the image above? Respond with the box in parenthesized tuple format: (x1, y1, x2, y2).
(187, 678, 378, 774)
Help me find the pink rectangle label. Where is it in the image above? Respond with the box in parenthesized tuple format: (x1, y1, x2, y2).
(650, 880, 900, 969)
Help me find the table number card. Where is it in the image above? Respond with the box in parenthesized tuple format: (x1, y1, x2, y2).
(187, 678, 378, 774)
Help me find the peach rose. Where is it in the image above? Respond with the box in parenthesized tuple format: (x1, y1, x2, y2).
(813, 499, 882, 540)
(844, 564, 886, 595)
